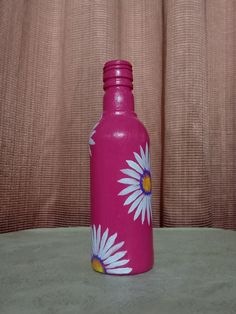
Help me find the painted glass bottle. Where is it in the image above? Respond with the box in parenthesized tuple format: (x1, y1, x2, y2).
(89, 60, 153, 275)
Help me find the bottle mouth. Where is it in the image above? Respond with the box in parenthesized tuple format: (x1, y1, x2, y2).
(103, 60, 133, 90)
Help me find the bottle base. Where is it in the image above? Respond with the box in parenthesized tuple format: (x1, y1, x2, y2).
(91, 263, 154, 276)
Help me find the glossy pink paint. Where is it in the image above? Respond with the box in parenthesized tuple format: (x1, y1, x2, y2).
(89, 60, 154, 275)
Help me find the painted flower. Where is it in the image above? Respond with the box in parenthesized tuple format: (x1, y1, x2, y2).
(118, 143, 152, 225)
(89, 122, 99, 156)
(91, 224, 132, 275)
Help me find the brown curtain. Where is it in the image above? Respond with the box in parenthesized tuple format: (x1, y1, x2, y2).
(0, 0, 236, 233)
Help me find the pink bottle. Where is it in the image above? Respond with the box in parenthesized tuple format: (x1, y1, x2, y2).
(89, 60, 153, 275)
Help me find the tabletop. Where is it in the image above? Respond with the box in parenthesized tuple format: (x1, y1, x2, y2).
(0, 227, 236, 314)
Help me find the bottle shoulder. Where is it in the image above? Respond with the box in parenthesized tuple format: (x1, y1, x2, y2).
(91, 113, 149, 142)
(99, 113, 147, 131)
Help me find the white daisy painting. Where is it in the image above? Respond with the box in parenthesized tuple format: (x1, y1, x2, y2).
(89, 122, 99, 156)
(91, 224, 133, 275)
(118, 143, 152, 225)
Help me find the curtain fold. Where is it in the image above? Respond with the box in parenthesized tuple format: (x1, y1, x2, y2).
(162, 0, 212, 226)
(0, 0, 235, 232)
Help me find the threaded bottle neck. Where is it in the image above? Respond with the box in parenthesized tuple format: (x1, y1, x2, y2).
(103, 60, 133, 90)
(103, 60, 135, 114)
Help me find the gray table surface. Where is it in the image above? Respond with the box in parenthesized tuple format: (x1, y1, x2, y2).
(0, 227, 236, 314)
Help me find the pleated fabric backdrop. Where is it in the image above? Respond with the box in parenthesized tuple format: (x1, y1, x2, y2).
(0, 0, 236, 232)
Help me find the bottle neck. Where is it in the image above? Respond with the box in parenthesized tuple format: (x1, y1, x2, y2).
(103, 86, 135, 114)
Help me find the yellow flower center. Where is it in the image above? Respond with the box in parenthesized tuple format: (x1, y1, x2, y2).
(91, 257, 105, 273)
(142, 174, 152, 193)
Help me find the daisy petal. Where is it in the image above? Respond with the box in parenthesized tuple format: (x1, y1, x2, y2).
(134, 152, 145, 169)
(93, 122, 99, 129)
(118, 178, 139, 185)
(106, 267, 132, 275)
(102, 232, 117, 256)
(89, 138, 95, 145)
(147, 200, 151, 225)
(103, 250, 127, 265)
(98, 228, 109, 257)
(141, 197, 147, 224)
(133, 198, 145, 221)
(148, 196, 153, 219)
(102, 241, 124, 260)
(91, 227, 94, 252)
(95, 225, 101, 255)
(106, 259, 129, 269)
(126, 160, 143, 174)
(118, 184, 140, 196)
(124, 189, 143, 206)
(140, 146, 146, 165)
(145, 143, 149, 166)
(128, 194, 144, 214)
(121, 168, 140, 180)
(92, 225, 97, 254)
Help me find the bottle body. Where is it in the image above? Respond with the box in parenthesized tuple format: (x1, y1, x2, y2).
(89, 61, 153, 275)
